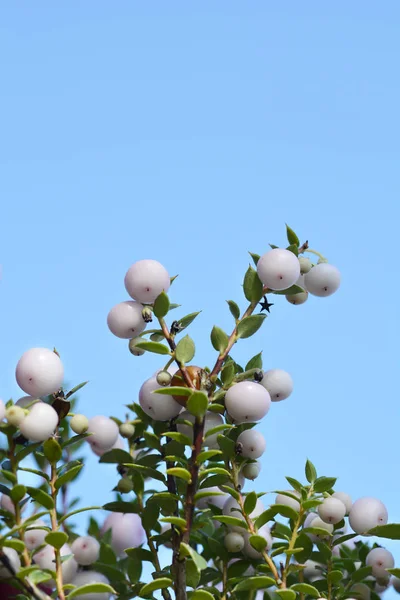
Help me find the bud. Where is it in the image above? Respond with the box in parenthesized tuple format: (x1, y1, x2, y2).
(141, 306, 153, 323)
(70, 414, 89, 435)
(299, 256, 312, 274)
(6, 405, 26, 427)
(156, 371, 172, 386)
(119, 423, 135, 439)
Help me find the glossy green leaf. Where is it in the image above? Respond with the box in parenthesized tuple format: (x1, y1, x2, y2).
(134, 341, 171, 355)
(233, 576, 275, 591)
(186, 391, 208, 419)
(196, 450, 223, 464)
(248, 252, 260, 266)
(275, 590, 296, 600)
(243, 265, 263, 303)
(305, 459, 317, 483)
(249, 534, 268, 552)
(351, 565, 372, 583)
(3, 538, 25, 553)
(165, 467, 192, 483)
(55, 464, 83, 490)
(367, 523, 400, 539)
(177, 311, 202, 331)
(153, 291, 170, 318)
(191, 591, 215, 600)
(43, 438, 62, 463)
(286, 224, 300, 246)
(313, 476, 336, 493)
(160, 516, 187, 530)
(103, 501, 138, 513)
(227, 300, 240, 320)
(290, 583, 320, 597)
(161, 432, 192, 446)
(273, 284, 305, 295)
(45, 531, 68, 550)
(236, 315, 266, 339)
(26, 487, 54, 510)
(153, 386, 192, 397)
(245, 352, 263, 371)
(210, 326, 229, 354)
(68, 583, 117, 599)
(98, 449, 133, 464)
(243, 491, 257, 515)
(179, 542, 207, 570)
(10, 484, 26, 504)
(212, 516, 246, 529)
(175, 335, 195, 363)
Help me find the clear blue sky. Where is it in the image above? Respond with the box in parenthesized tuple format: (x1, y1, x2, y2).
(1, 2, 399, 595)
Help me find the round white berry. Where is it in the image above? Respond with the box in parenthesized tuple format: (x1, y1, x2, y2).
(299, 257, 312, 275)
(225, 532, 245, 553)
(19, 402, 58, 442)
(366, 547, 395, 579)
(349, 497, 388, 534)
(23, 519, 48, 550)
(139, 376, 182, 421)
(242, 461, 261, 480)
(332, 491, 352, 514)
(275, 491, 301, 512)
(350, 583, 371, 600)
(242, 525, 272, 559)
(0, 547, 21, 578)
(90, 435, 125, 457)
(107, 301, 146, 339)
(0, 494, 16, 514)
(6, 405, 27, 426)
(101, 512, 145, 556)
(0, 399, 5, 422)
(304, 263, 341, 297)
(71, 571, 111, 600)
(260, 369, 293, 402)
(196, 487, 227, 510)
(16, 348, 64, 397)
(225, 382, 271, 423)
(70, 414, 89, 434)
(222, 496, 264, 532)
(236, 429, 266, 459)
(86, 416, 119, 451)
(124, 259, 170, 304)
(303, 559, 323, 580)
(34, 543, 78, 584)
(392, 576, 400, 593)
(309, 516, 334, 539)
(318, 497, 346, 524)
(257, 248, 301, 291)
(71, 535, 100, 566)
(128, 337, 146, 356)
(177, 411, 224, 448)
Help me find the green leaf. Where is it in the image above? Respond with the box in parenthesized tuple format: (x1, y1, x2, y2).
(243, 265, 264, 303)
(0, 470, 17, 484)
(26, 487, 54, 510)
(175, 335, 195, 363)
(16, 442, 43, 463)
(196, 450, 223, 464)
(254, 507, 279, 529)
(249, 534, 268, 552)
(141, 502, 159, 531)
(45, 531, 68, 550)
(286, 224, 300, 246)
(286, 243, 299, 256)
(98, 449, 133, 464)
(233, 576, 276, 592)
(186, 559, 201, 588)
(302, 499, 323, 511)
(179, 542, 207, 570)
(161, 432, 192, 446)
(290, 583, 320, 597)
(275, 591, 296, 600)
(245, 352, 263, 371)
(55, 464, 83, 490)
(125, 547, 154, 562)
(293, 532, 313, 563)
(43, 438, 62, 463)
(165, 467, 192, 483)
(210, 326, 229, 354)
(177, 311, 202, 331)
(198, 467, 231, 480)
(221, 362, 235, 385)
(217, 434, 235, 458)
(160, 516, 187, 530)
(248, 252, 260, 266)
(212, 516, 246, 529)
(227, 300, 240, 320)
(153, 291, 170, 318)
(10, 484, 26, 504)
(367, 523, 400, 539)
(351, 565, 372, 583)
(305, 459, 317, 483)
(3, 538, 25, 553)
(134, 341, 171, 355)
(205, 424, 234, 439)
(186, 391, 209, 419)
(68, 583, 117, 599)
(285, 476, 304, 493)
(328, 569, 344, 584)
(332, 533, 358, 547)
(191, 591, 215, 600)
(62, 433, 92, 448)
(236, 314, 266, 339)
(313, 476, 336, 493)
(153, 386, 192, 397)
(65, 380, 88, 398)
(388, 568, 400, 577)
(103, 501, 138, 513)
(244, 491, 257, 516)
(274, 503, 299, 521)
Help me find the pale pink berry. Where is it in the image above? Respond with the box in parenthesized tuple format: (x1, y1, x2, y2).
(349, 497, 388, 534)
(0, 399, 5, 422)
(303, 559, 323, 581)
(257, 248, 300, 291)
(332, 491, 352, 514)
(71, 571, 111, 600)
(23, 519, 48, 550)
(107, 301, 146, 339)
(309, 516, 334, 539)
(90, 435, 125, 457)
(34, 543, 78, 584)
(196, 487, 227, 510)
(261, 369, 293, 402)
(101, 512, 145, 556)
(242, 525, 272, 559)
(177, 411, 224, 448)
(318, 497, 346, 524)
(19, 402, 59, 442)
(350, 583, 371, 600)
(366, 547, 395, 579)
(275, 491, 301, 512)
(225, 382, 271, 423)
(392, 576, 400, 593)
(139, 376, 182, 421)
(16, 348, 64, 397)
(0, 494, 15, 514)
(304, 263, 341, 297)
(71, 535, 100, 566)
(0, 547, 21, 578)
(124, 259, 171, 304)
(236, 429, 266, 459)
(87, 416, 119, 451)
(223, 496, 264, 532)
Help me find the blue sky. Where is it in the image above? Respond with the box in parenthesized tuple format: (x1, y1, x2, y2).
(1, 1, 399, 595)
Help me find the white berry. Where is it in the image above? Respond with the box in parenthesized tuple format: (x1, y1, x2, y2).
(139, 376, 182, 421)
(101, 512, 145, 556)
(332, 491, 352, 514)
(261, 369, 293, 402)
(299, 256, 312, 274)
(225, 532, 245, 552)
(19, 402, 59, 442)
(242, 524, 272, 559)
(23, 519, 48, 550)
(71, 535, 100, 566)
(349, 497, 388, 534)
(223, 496, 264, 532)
(6, 405, 26, 426)
(70, 414, 89, 434)
(71, 571, 111, 600)
(236, 429, 266, 459)
(392, 576, 400, 593)
(257, 248, 301, 291)
(34, 543, 78, 584)
(128, 337, 146, 356)
(90, 435, 124, 457)
(318, 497, 346, 524)
(304, 263, 341, 297)
(177, 411, 224, 448)
(286, 290, 309, 305)
(366, 547, 395, 579)
(275, 491, 301, 512)
(242, 461, 261, 480)
(124, 259, 170, 304)
(87, 416, 119, 451)
(1, 494, 16, 514)
(0, 547, 21, 578)
(16, 348, 64, 397)
(225, 382, 271, 423)
(0, 399, 5, 422)
(107, 301, 146, 339)
(303, 559, 323, 580)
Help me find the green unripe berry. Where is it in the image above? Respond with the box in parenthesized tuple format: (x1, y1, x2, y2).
(6, 406, 26, 426)
(119, 423, 135, 438)
(128, 337, 145, 356)
(117, 478, 133, 493)
(156, 371, 172, 386)
(286, 291, 308, 305)
(242, 461, 261, 480)
(70, 414, 89, 434)
(299, 256, 312, 274)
